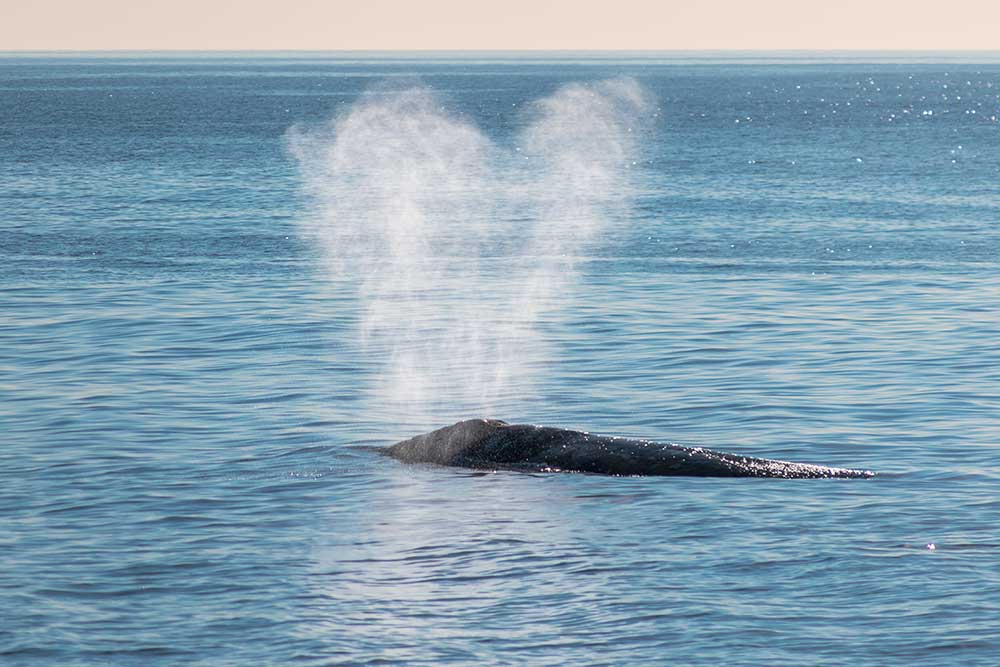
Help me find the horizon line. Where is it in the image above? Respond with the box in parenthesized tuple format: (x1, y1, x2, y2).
(5, 49, 1000, 62)
(5, 48, 1000, 53)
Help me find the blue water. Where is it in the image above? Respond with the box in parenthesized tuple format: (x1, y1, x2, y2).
(2, 53, 999, 666)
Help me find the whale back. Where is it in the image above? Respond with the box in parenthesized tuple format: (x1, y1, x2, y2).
(383, 419, 874, 478)
(386, 418, 508, 466)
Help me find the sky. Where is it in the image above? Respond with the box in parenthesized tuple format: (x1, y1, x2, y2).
(2, 0, 998, 51)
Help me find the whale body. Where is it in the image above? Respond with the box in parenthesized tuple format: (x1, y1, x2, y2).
(382, 419, 874, 478)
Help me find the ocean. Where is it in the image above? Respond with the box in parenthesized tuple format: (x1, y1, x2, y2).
(2, 52, 999, 666)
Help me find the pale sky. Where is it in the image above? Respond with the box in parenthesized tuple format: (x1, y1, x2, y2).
(2, 0, 998, 51)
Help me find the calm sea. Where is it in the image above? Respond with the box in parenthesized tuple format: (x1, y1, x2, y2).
(2, 53, 999, 666)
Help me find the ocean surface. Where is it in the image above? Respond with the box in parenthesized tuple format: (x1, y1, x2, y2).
(2, 52, 999, 666)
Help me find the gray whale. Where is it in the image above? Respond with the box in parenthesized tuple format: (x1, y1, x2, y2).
(383, 419, 874, 478)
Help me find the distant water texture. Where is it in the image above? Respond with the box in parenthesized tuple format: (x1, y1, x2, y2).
(2, 53, 999, 666)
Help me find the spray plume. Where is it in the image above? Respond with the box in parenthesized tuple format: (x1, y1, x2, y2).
(287, 78, 652, 429)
